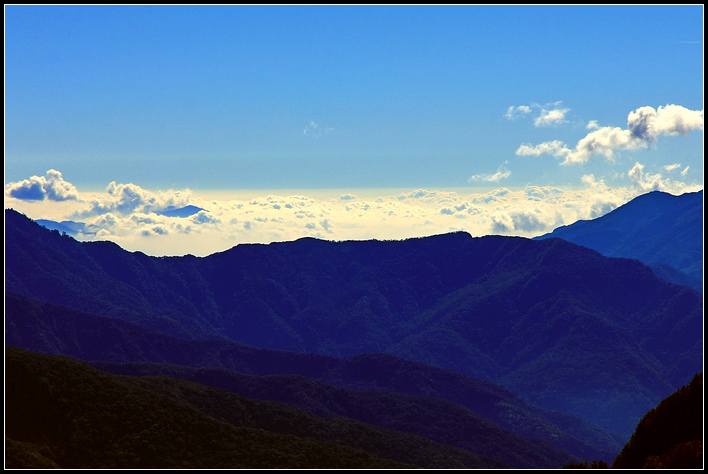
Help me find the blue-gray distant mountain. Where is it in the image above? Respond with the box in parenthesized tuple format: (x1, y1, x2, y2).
(535, 190, 703, 290)
(4, 208, 703, 437)
(158, 205, 205, 218)
(36, 219, 98, 236)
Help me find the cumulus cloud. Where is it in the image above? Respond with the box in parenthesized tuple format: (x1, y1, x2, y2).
(5, 169, 79, 201)
(516, 104, 704, 165)
(534, 106, 570, 127)
(468, 161, 511, 183)
(81, 181, 192, 216)
(625, 162, 700, 194)
(627, 104, 704, 141)
(663, 163, 681, 172)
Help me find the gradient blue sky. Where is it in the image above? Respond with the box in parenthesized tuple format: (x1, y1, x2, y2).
(4, 5, 704, 256)
(6, 5, 703, 190)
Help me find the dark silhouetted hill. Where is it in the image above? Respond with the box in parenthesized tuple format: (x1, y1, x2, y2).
(4, 208, 703, 436)
(6, 346, 510, 469)
(612, 373, 703, 469)
(536, 190, 703, 290)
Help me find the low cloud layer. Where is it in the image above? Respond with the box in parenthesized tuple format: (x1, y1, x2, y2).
(6, 169, 702, 257)
(516, 104, 703, 164)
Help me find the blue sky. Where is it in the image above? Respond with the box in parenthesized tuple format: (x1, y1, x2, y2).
(4, 5, 704, 255)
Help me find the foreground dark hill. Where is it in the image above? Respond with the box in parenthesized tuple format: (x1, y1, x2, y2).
(8, 346, 505, 469)
(612, 373, 703, 469)
(5, 208, 703, 436)
(5, 291, 619, 464)
(536, 190, 703, 288)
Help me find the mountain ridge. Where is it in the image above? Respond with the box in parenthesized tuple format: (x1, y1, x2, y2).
(5, 290, 621, 463)
(535, 189, 703, 287)
(4, 207, 703, 436)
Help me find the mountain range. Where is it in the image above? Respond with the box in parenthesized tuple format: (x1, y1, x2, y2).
(536, 190, 703, 291)
(5, 291, 621, 465)
(4, 189, 703, 468)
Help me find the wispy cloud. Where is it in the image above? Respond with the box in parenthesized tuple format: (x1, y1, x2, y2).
(303, 120, 334, 137)
(506, 102, 569, 127)
(5, 169, 79, 201)
(468, 161, 511, 183)
(505, 105, 532, 120)
(626, 161, 696, 193)
(516, 104, 704, 165)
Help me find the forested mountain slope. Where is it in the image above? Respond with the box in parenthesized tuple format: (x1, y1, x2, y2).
(536, 190, 703, 287)
(5, 208, 702, 436)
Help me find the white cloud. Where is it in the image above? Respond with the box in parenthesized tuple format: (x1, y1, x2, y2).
(626, 161, 700, 193)
(663, 163, 682, 172)
(505, 105, 532, 120)
(626, 162, 666, 192)
(303, 120, 334, 137)
(516, 104, 704, 165)
(516, 140, 571, 159)
(468, 161, 511, 183)
(10, 174, 702, 257)
(192, 211, 221, 225)
(81, 181, 192, 216)
(586, 120, 600, 130)
(5, 169, 79, 201)
(506, 102, 569, 127)
(491, 207, 562, 233)
(534, 107, 569, 127)
(627, 104, 704, 142)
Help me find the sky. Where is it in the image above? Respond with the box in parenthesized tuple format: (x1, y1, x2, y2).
(4, 5, 704, 256)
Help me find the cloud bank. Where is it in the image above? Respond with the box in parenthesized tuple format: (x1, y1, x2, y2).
(6, 169, 702, 257)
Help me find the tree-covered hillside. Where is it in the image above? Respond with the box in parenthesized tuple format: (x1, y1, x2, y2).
(5, 208, 703, 436)
(6, 346, 509, 469)
(612, 373, 703, 469)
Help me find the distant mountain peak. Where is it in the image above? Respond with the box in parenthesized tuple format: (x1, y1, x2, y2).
(535, 189, 703, 287)
(158, 205, 205, 218)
